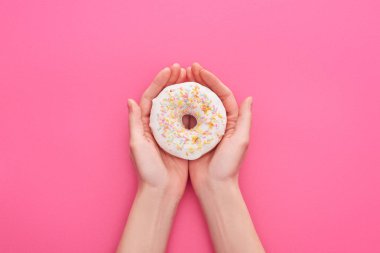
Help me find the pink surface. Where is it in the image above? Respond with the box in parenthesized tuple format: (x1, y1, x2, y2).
(1, 0, 379, 252)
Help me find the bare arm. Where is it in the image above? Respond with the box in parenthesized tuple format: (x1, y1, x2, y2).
(116, 184, 180, 253)
(195, 179, 264, 253)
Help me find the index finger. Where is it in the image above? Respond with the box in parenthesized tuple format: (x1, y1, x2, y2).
(192, 63, 239, 133)
(140, 67, 171, 131)
(141, 67, 171, 101)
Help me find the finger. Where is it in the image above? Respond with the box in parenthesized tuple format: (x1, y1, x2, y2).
(141, 67, 171, 101)
(176, 67, 186, 83)
(186, 66, 195, 81)
(167, 63, 181, 85)
(234, 97, 253, 141)
(182, 114, 190, 129)
(189, 115, 197, 129)
(199, 68, 231, 99)
(191, 62, 204, 84)
(199, 68, 239, 133)
(128, 99, 144, 140)
(181, 114, 197, 129)
(140, 67, 171, 131)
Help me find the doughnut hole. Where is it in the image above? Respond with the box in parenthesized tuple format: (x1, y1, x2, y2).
(182, 114, 197, 130)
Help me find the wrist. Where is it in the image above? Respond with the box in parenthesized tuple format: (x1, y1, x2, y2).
(137, 181, 183, 204)
(192, 176, 240, 200)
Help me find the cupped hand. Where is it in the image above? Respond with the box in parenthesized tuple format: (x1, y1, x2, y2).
(186, 63, 253, 191)
(128, 63, 188, 198)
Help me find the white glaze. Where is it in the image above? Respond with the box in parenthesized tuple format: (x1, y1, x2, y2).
(149, 82, 227, 160)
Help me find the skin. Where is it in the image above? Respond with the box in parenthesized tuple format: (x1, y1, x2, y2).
(116, 63, 265, 253)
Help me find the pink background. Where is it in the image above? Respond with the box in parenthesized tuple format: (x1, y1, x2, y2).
(1, 0, 379, 252)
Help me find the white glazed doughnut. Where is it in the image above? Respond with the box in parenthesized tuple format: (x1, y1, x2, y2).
(149, 82, 227, 160)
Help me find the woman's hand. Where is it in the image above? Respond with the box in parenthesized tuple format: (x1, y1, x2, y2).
(128, 63, 188, 198)
(186, 63, 265, 253)
(186, 63, 253, 192)
(119, 63, 264, 253)
(117, 64, 188, 253)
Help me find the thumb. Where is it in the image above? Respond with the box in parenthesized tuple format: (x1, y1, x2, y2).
(127, 99, 144, 140)
(234, 97, 253, 143)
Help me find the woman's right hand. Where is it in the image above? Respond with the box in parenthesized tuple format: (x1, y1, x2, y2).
(117, 64, 189, 253)
(128, 63, 188, 199)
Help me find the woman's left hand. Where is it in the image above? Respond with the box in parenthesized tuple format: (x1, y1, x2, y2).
(127, 63, 188, 198)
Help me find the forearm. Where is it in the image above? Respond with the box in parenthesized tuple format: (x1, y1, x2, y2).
(195, 179, 265, 253)
(117, 183, 180, 253)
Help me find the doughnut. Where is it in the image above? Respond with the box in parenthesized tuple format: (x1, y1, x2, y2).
(149, 82, 227, 160)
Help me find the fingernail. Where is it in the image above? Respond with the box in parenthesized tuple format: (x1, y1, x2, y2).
(248, 97, 253, 108)
(127, 99, 133, 112)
